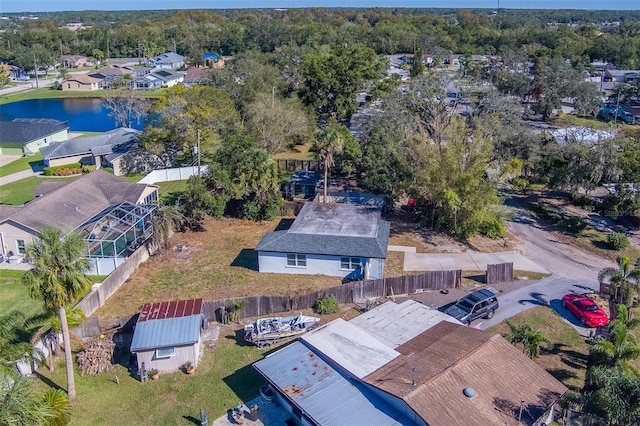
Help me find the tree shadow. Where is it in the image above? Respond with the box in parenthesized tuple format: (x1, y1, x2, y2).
(222, 363, 265, 404)
(33, 371, 64, 391)
(465, 274, 486, 284)
(29, 158, 44, 173)
(182, 415, 201, 425)
(517, 291, 549, 307)
(231, 249, 258, 271)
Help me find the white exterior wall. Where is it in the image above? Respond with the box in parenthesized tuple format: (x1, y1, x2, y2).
(135, 338, 200, 373)
(0, 222, 36, 259)
(258, 252, 384, 280)
(24, 128, 68, 155)
(47, 153, 92, 167)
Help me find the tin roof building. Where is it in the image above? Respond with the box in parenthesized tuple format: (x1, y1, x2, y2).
(131, 298, 203, 374)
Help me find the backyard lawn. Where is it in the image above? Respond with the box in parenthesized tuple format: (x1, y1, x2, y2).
(0, 176, 77, 205)
(0, 270, 43, 318)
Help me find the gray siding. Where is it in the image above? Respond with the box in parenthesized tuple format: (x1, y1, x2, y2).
(258, 252, 384, 280)
(135, 338, 201, 373)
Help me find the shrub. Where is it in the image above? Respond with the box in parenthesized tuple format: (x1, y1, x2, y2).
(82, 165, 96, 173)
(512, 178, 528, 191)
(567, 216, 587, 234)
(607, 232, 629, 250)
(43, 163, 83, 176)
(314, 295, 339, 315)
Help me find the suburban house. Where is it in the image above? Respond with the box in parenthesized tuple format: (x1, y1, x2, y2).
(130, 298, 203, 374)
(182, 67, 212, 87)
(60, 54, 88, 68)
(87, 65, 135, 89)
(255, 201, 390, 280)
(132, 70, 185, 90)
(253, 300, 568, 426)
(146, 52, 185, 69)
(0, 118, 69, 155)
(0, 170, 158, 273)
(40, 127, 141, 172)
(62, 74, 101, 91)
(285, 170, 320, 200)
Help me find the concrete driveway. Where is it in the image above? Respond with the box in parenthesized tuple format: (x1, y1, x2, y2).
(403, 250, 549, 273)
(483, 275, 599, 336)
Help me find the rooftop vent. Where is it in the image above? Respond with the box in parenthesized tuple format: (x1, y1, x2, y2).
(463, 387, 477, 399)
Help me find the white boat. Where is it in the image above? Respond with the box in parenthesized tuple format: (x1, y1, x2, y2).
(244, 315, 320, 347)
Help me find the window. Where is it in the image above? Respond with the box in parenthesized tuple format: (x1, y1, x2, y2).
(286, 254, 306, 268)
(67, 83, 71, 89)
(340, 257, 361, 270)
(16, 240, 26, 255)
(155, 347, 176, 358)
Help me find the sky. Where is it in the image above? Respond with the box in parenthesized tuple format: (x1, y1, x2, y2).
(1, 0, 638, 13)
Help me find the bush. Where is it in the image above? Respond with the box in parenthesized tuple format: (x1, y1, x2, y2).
(82, 165, 96, 173)
(607, 232, 629, 250)
(43, 163, 83, 176)
(314, 295, 339, 315)
(512, 178, 528, 191)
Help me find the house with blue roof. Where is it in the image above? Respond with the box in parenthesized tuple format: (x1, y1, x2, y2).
(130, 298, 203, 374)
(255, 201, 390, 280)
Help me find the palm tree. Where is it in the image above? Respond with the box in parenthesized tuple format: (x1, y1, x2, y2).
(0, 371, 70, 426)
(583, 365, 640, 426)
(598, 256, 640, 314)
(589, 316, 640, 372)
(0, 312, 45, 374)
(315, 125, 344, 204)
(22, 227, 92, 401)
(504, 320, 548, 359)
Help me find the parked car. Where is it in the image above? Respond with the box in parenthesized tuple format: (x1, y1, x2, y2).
(444, 289, 499, 325)
(561, 293, 609, 327)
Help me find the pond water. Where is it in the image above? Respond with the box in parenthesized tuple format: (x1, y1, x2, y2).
(0, 98, 145, 132)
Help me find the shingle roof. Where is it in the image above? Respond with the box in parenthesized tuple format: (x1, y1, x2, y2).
(148, 52, 184, 65)
(0, 119, 69, 144)
(64, 75, 102, 84)
(130, 299, 203, 352)
(255, 203, 390, 258)
(40, 128, 140, 160)
(0, 170, 150, 233)
(364, 321, 568, 426)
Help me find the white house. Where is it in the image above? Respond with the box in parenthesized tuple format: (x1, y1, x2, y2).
(132, 70, 185, 90)
(146, 52, 185, 69)
(0, 170, 158, 273)
(255, 202, 390, 280)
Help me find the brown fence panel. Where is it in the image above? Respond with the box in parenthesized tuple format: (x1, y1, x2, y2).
(486, 263, 514, 285)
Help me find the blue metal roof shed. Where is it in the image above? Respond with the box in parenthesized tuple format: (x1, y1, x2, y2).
(131, 299, 203, 352)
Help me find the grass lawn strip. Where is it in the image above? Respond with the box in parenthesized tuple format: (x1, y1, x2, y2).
(0, 152, 43, 177)
(0, 176, 77, 205)
(0, 270, 43, 318)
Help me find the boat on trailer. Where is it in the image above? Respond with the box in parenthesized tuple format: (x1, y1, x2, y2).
(244, 315, 320, 348)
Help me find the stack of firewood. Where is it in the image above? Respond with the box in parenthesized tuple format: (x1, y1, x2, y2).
(76, 338, 115, 376)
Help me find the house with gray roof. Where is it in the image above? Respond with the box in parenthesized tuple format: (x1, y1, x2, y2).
(255, 201, 390, 280)
(253, 300, 567, 426)
(146, 52, 185, 69)
(132, 69, 185, 90)
(40, 127, 140, 174)
(0, 118, 69, 155)
(0, 170, 158, 273)
(130, 298, 203, 374)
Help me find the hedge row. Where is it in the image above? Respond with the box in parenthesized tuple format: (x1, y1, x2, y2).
(43, 164, 96, 176)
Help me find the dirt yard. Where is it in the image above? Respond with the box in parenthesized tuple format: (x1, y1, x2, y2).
(94, 214, 511, 320)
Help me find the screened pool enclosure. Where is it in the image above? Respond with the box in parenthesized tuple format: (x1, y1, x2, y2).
(76, 201, 157, 268)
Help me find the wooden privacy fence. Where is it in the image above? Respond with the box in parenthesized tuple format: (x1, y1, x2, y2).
(486, 262, 514, 285)
(202, 270, 462, 321)
(277, 159, 321, 172)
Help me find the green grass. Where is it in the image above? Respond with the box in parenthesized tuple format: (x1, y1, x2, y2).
(0, 270, 43, 318)
(0, 87, 165, 105)
(0, 153, 43, 177)
(157, 180, 188, 201)
(551, 114, 635, 130)
(0, 176, 77, 205)
(35, 324, 269, 425)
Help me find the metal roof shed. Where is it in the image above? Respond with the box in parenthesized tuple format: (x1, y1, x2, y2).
(130, 299, 203, 374)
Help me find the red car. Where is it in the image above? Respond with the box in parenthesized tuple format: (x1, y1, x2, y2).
(561, 293, 609, 327)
